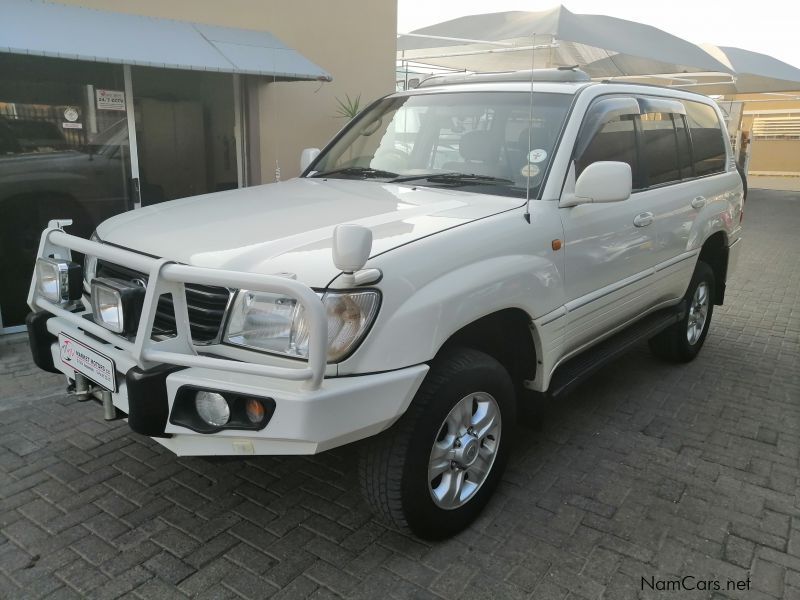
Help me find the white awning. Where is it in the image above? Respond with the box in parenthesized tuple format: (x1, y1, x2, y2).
(0, 0, 331, 81)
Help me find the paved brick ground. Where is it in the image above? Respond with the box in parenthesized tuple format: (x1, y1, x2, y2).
(1, 189, 799, 600)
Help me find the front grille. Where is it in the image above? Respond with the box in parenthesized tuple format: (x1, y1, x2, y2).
(95, 260, 231, 343)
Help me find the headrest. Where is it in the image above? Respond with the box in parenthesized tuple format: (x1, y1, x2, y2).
(459, 130, 495, 162)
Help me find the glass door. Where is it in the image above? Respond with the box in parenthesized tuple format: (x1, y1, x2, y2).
(130, 67, 239, 205)
(0, 55, 132, 330)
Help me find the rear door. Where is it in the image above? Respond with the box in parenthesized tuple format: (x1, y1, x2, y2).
(634, 98, 728, 304)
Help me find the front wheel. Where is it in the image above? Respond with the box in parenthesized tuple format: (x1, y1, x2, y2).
(649, 261, 715, 362)
(359, 348, 516, 539)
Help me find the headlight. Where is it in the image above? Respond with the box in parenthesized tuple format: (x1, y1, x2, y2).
(36, 257, 82, 304)
(84, 231, 100, 288)
(90, 277, 146, 335)
(224, 289, 380, 362)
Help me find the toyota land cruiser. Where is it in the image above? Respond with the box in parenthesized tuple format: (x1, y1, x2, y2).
(26, 68, 743, 539)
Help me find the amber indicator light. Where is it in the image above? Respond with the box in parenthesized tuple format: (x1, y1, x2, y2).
(245, 398, 265, 423)
(551, 239, 562, 251)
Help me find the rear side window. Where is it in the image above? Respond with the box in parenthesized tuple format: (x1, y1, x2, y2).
(575, 115, 638, 182)
(684, 101, 726, 176)
(640, 113, 680, 186)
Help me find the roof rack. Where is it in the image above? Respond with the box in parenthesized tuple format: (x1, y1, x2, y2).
(416, 67, 592, 88)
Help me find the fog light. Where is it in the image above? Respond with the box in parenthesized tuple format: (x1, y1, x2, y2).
(91, 277, 145, 335)
(245, 398, 265, 423)
(195, 391, 230, 427)
(171, 388, 275, 433)
(36, 257, 82, 304)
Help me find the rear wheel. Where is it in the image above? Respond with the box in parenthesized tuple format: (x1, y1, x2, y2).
(649, 261, 715, 362)
(359, 347, 515, 539)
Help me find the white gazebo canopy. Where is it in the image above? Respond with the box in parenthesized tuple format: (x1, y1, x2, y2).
(594, 47, 800, 94)
(397, 6, 733, 78)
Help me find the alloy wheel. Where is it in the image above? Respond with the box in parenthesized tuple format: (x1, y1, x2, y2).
(687, 281, 710, 345)
(427, 392, 501, 510)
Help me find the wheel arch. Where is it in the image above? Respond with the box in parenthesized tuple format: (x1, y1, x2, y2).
(436, 307, 538, 399)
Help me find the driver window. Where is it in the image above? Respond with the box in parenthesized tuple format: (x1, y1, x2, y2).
(575, 115, 638, 183)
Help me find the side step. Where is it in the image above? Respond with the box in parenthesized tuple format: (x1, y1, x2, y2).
(547, 302, 686, 399)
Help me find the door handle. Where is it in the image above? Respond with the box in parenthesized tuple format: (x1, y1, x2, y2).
(633, 212, 654, 227)
(691, 196, 706, 209)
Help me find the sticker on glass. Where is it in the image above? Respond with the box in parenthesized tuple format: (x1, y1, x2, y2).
(521, 163, 540, 178)
(528, 149, 547, 163)
(63, 107, 79, 122)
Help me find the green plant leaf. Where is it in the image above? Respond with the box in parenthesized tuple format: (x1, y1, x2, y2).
(335, 93, 362, 119)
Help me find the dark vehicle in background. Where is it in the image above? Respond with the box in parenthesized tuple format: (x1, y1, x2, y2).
(0, 119, 70, 153)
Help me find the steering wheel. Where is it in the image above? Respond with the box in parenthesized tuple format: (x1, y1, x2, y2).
(372, 147, 411, 172)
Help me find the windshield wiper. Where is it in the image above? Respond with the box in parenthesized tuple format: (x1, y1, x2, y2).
(312, 166, 398, 179)
(390, 172, 514, 185)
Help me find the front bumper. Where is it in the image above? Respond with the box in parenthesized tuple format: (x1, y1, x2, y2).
(26, 223, 428, 456)
(36, 313, 428, 455)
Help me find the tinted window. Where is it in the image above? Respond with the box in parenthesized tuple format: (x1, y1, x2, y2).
(674, 114, 693, 178)
(684, 101, 726, 176)
(640, 113, 680, 185)
(575, 115, 638, 183)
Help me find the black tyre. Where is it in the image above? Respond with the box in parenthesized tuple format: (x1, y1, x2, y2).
(359, 347, 516, 540)
(649, 261, 715, 362)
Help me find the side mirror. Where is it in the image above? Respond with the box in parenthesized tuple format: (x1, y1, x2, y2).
(561, 161, 632, 207)
(333, 224, 372, 274)
(300, 147, 321, 173)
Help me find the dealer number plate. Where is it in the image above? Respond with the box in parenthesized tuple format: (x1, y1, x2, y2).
(58, 333, 117, 392)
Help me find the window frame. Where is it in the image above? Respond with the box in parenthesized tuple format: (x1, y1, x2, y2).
(673, 113, 696, 180)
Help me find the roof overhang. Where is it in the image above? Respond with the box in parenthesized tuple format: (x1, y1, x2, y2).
(0, 0, 332, 81)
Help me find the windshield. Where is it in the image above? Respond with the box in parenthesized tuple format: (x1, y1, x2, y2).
(309, 91, 573, 199)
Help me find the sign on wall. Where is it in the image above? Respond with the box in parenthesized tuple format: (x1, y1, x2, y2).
(96, 89, 126, 111)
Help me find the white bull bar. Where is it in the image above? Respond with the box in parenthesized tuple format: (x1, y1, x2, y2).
(28, 223, 328, 391)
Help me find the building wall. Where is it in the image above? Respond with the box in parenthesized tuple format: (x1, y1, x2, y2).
(56, 0, 398, 181)
(727, 92, 800, 176)
(748, 139, 800, 173)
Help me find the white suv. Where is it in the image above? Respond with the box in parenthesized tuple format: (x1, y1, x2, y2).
(27, 68, 743, 539)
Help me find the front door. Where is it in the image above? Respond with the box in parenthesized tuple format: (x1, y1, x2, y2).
(559, 114, 659, 353)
